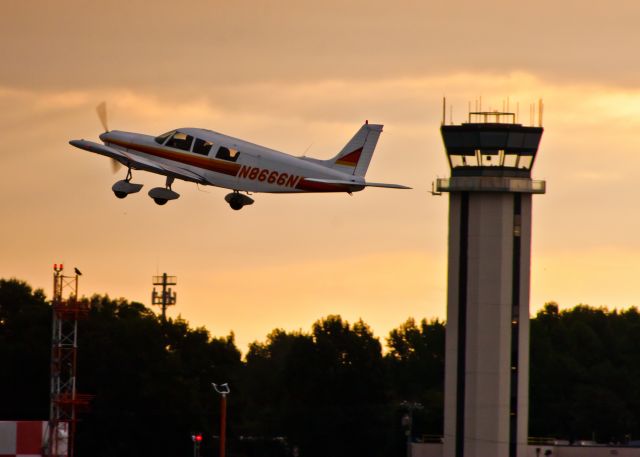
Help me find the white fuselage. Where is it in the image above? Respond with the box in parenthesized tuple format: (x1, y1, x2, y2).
(101, 128, 364, 194)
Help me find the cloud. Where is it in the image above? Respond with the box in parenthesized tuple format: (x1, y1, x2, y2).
(4, 70, 640, 132)
(3, 68, 640, 349)
(4, 0, 640, 90)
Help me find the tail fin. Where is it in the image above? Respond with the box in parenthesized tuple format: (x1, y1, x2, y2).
(326, 122, 383, 176)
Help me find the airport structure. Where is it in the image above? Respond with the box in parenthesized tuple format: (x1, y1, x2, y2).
(152, 273, 177, 323)
(436, 103, 545, 457)
(47, 265, 92, 457)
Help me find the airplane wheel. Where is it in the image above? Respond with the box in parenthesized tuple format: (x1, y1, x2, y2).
(114, 191, 128, 199)
(227, 194, 245, 210)
(153, 198, 168, 206)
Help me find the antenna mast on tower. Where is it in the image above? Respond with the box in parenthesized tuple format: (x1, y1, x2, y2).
(152, 273, 177, 323)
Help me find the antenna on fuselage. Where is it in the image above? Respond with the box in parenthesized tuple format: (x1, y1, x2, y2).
(301, 142, 314, 157)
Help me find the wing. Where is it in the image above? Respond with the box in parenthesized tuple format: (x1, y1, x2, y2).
(69, 139, 209, 184)
(303, 177, 411, 190)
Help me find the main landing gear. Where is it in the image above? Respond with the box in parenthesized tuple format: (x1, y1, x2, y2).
(148, 176, 180, 205)
(113, 170, 249, 210)
(111, 170, 180, 206)
(112, 168, 143, 199)
(225, 191, 254, 211)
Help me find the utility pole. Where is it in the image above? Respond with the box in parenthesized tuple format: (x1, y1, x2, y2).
(213, 383, 230, 457)
(151, 273, 177, 323)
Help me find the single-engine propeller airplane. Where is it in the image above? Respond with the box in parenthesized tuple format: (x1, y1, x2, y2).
(70, 103, 410, 210)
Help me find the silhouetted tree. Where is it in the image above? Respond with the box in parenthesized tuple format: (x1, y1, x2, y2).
(0, 279, 50, 419)
(530, 302, 639, 443)
(386, 318, 445, 438)
(244, 315, 389, 457)
(74, 295, 242, 457)
(8, 276, 640, 454)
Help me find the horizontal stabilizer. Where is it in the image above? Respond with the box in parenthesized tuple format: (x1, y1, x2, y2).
(303, 177, 411, 190)
(361, 181, 412, 189)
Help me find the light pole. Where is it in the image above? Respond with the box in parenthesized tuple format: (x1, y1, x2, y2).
(212, 383, 230, 457)
(401, 413, 412, 457)
(400, 401, 423, 457)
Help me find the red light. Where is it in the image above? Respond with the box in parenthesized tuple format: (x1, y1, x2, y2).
(196, 434, 202, 442)
(60, 264, 64, 270)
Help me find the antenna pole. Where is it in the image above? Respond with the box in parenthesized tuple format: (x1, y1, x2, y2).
(152, 273, 177, 323)
(442, 97, 446, 125)
(538, 99, 544, 127)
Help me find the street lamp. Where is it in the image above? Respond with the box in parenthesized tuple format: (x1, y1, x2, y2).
(212, 383, 230, 457)
(400, 401, 423, 457)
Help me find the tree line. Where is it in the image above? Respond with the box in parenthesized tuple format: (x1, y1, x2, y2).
(1, 278, 640, 456)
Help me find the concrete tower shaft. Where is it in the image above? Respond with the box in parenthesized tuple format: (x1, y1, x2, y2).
(438, 107, 545, 457)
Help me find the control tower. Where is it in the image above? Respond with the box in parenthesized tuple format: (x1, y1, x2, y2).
(436, 104, 545, 457)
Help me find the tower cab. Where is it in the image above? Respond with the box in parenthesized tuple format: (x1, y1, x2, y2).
(440, 111, 543, 178)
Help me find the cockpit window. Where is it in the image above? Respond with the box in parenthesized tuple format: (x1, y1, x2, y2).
(155, 130, 175, 145)
(165, 132, 194, 152)
(215, 146, 240, 162)
(193, 138, 214, 156)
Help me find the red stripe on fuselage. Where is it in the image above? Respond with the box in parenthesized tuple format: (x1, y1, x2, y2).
(113, 139, 358, 193)
(295, 179, 354, 192)
(109, 139, 241, 176)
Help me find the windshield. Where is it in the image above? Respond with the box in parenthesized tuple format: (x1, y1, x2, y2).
(165, 131, 194, 151)
(154, 130, 175, 145)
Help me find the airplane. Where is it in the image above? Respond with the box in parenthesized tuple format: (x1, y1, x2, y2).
(69, 104, 410, 210)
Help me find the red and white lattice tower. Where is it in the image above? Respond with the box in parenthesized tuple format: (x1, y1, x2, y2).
(46, 265, 91, 457)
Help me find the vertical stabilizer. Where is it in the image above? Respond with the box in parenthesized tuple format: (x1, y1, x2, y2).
(326, 123, 383, 177)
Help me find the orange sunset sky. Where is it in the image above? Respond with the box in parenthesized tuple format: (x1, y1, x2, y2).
(2, 0, 640, 352)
